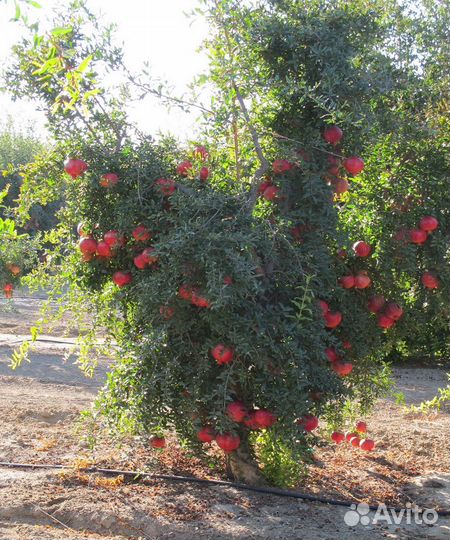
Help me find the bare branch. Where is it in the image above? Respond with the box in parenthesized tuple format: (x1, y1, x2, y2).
(213, 1, 269, 210)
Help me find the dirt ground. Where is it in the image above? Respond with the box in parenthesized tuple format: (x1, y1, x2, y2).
(0, 294, 449, 540)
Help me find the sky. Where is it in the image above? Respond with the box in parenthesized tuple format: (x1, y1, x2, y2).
(0, 0, 210, 140)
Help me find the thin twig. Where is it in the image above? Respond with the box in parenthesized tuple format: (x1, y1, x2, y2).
(123, 64, 214, 115)
(35, 505, 76, 532)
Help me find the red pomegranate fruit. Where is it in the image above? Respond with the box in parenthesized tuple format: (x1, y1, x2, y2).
(197, 427, 215, 443)
(112, 271, 133, 288)
(331, 431, 345, 444)
(99, 173, 119, 188)
(409, 229, 428, 244)
(211, 344, 234, 365)
(377, 313, 395, 329)
(360, 439, 375, 451)
(79, 237, 97, 255)
(422, 271, 439, 289)
(343, 156, 364, 175)
(367, 295, 386, 313)
(215, 433, 240, 453)
(419, 216, 439, 232)
(64, 158, 88, 178)
(353, 241, 372, 257)
(227, 401, 248, 423)
(323, 125, 343, 145)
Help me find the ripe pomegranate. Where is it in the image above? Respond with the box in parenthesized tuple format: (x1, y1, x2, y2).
(254, 409, 277, 428)
(331, 431, 345, 444)
(354, 272, 371, 289)
(215, 433, 240, 453)
(297, 414, 319, 432)
(409, 229, 427, 244)
(360, 439, 375, 451)
(227, 401, 248, 422)
(64, 158, 88, 178)
(141, 247, 158, 265)
(199, 167, 209, 181)
(132, 225, 151, 242)
(343, 156, 364, 175)
(191, 292, 210, 308)
(257, 181, 272, 194)
(197, 426, 215, 443)
(3, 283, 13, 298)
(99, 173, 119, 188)
(223, 275, 233, 285)
(211, 344, 234, 365)
(79, 237, 97, 255)
(339, 275, 355, 289)
(96, 241, 113, 258)
(263, 185, 280, 201)
(318, 300, 330, 316)
(193, 146, 209, 160)
(325, 347, 340, 362)
(134, 254, 148, 269)
(353, 241, 371, 257)
(159, 305, 175, 319)
(150, 436, 166, 449)
(155, 178, 176, 196)
(176, 160, 193, 176)
(112, 271, 133, 287)
(178, 285, 193, 301)
(419, 215, 439, 232)
(243, 411, 261, 430)
(350, 436, 361, 447)
(367, 294, 386, 313)
(385, 302, 403, 321)
(104, 230, 126, 248)
(272, 159, 294, 174)
(377, 313, 395, 329)
(356, 421, 367, 433)
(332, 361, 353, 376)
(333, 178, 349, 194)
(345, 431, 358, 442)
(422, 271, 439, 289)
(342, 340, 352, 350)
(324, 310, 342, 328)
(323, 125, 343, 145)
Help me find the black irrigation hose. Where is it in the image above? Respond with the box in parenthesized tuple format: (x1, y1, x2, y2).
(1, 461, 449, 516)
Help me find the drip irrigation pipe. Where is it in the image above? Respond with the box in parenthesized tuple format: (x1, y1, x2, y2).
(0, 461, 448, 516)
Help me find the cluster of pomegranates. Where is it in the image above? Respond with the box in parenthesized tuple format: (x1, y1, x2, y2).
(78, 222, 159, 288)
(323, 125, 364, 195)
(197, 402, 278, 452)
(331, 421, 375, 452)
(175, 145, 210, 182)
(367, 294, 404, 329)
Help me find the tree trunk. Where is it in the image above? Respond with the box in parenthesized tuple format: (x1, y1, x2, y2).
(226, 435, 266, 486)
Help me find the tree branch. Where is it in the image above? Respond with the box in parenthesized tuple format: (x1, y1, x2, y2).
(213, 1, 269, 210)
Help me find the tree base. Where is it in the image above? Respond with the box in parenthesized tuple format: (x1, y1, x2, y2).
(227, 442, 266, 486)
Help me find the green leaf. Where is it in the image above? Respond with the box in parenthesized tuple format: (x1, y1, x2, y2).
(25, 0, 42, 7)
(77, 54, 93, 74)
(51, 26, 72, 37)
